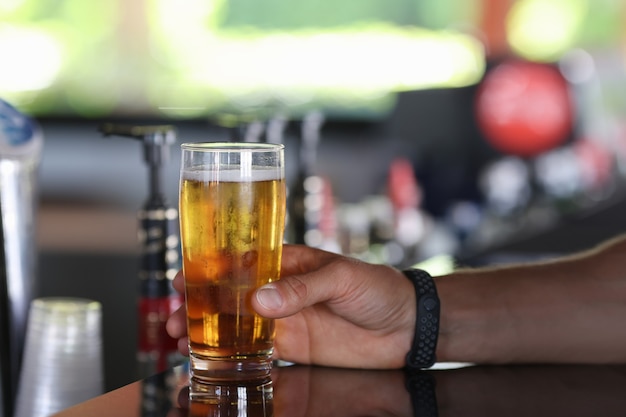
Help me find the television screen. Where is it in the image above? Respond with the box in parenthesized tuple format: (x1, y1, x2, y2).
(0, 0, 621, 120)
(0, 0, 484, 120)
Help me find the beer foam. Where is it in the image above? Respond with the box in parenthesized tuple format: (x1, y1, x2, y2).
(182, 166, 283, 182)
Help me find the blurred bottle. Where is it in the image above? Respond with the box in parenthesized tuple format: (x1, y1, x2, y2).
(0, 98, 43, 417)
(479, 156, 532, 219)
(338, 202, 372, 260)
(387, 158, 426, 267)
(288, 111, 322, 244)
(264, 112, 288, 145)
(287, 111, 340, 252)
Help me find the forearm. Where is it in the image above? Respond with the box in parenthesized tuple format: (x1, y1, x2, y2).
(434, 235, 626, 364)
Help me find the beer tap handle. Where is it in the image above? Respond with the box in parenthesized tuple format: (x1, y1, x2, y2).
(98, 123, 176, 141)
(98, 123, 183, 375)
(97, 122, 180, 287)
(98, 124, 176, 204)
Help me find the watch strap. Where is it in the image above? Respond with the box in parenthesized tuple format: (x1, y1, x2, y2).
(403, 268, 440, 369)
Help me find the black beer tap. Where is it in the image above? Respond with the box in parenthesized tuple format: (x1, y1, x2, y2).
(98, 123, 184, 376)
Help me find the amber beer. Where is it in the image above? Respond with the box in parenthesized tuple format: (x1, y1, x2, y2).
(179, 143, 285, 382)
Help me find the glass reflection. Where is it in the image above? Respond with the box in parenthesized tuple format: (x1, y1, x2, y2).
(176, 379, 274, 417)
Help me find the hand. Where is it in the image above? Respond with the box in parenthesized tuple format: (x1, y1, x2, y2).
(166, 244, 417, 369)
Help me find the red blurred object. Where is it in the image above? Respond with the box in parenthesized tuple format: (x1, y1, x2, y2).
(574, 138, 613, 189)
(388, 158, 422, 210)
(138, 294, 184, 373)
(319, 176, 338, 240)
(475, 60, 574, 157)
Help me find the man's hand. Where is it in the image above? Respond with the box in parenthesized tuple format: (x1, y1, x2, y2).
(166, 244, 417, 369)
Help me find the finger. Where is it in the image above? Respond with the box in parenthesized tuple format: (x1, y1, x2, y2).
(166, 304, 187, 339)
(173, 269, 185, 293)
(177, 336, 189, 357)
(280, 244, 335, 276)
(175, 386, 190, 410)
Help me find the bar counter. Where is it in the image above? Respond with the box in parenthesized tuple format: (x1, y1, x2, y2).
(53, 361, 626, 416)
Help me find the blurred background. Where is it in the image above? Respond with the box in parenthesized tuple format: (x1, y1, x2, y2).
(3, 0, 626, 398)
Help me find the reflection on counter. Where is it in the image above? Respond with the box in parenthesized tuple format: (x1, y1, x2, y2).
(54, 363, 626, 417)
(184, 377, 274, 417)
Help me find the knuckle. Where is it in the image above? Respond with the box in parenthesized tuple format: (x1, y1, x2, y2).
(282, 274, 309, 302)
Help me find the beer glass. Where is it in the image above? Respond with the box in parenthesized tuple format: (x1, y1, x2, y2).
(179, 142, 286, 382)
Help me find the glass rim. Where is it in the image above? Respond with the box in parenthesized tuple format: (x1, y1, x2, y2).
(32, 297, 102, 314)
(181, 142, 284, 152)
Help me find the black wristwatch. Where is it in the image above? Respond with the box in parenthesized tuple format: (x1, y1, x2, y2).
(402, 268, 440, 369)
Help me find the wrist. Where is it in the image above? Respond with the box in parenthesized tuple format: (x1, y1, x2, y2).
(434, 268, 526, 364)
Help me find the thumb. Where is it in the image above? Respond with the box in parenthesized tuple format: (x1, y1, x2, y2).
(252, 246, 374, 319)
(252, 274, 325, 318)
(253, 284, 286, 315)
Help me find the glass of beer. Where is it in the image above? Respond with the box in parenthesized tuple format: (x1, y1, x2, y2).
(179, 142, 286, 382)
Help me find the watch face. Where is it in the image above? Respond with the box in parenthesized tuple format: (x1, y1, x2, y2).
(475, 59, 574, 157)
